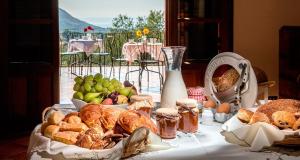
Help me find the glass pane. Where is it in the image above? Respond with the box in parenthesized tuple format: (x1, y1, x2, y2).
(178, 0, 222, 18)
(179, 23, 219, 60)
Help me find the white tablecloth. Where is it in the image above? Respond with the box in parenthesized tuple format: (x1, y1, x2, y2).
(68, 39, 103, 57)
(128, 123, 298, 160)
(122, 42, 163, 63)
(28, 104, 299, 160)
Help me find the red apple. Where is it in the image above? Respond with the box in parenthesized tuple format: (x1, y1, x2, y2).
(101, 98, 113, 105)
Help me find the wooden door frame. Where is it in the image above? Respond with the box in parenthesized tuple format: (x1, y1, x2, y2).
(52, 0, 60, 103)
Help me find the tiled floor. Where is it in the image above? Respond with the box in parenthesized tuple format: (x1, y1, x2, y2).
(60, 65, 164, 104)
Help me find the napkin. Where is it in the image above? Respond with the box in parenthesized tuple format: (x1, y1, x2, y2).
(221, 114, 299, 151)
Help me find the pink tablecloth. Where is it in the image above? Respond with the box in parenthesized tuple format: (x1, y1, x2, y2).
(122, 42, 164, 63)
(68, 39, 103, 57)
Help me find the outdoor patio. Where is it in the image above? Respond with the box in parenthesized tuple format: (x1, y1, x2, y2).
(60, 66, 163, 104)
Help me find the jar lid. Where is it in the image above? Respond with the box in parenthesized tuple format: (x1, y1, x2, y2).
(176, 98, 197, 108)
(156, 108, 178, 116)
(130, 94, 153, 105)
(128, 100, 153, 110)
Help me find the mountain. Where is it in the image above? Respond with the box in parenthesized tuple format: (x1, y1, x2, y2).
(59, 8, 108, 33)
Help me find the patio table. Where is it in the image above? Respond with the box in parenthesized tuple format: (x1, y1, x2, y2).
(27, 104, 299, 160)
(68, 39, 103, 57)
(122, 42, 164, 64)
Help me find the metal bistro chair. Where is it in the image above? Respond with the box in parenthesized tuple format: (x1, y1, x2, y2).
(89, 38, 110, 75)
(110, 33, 130, 81)
(59, 39, 81, 75)
(125, 41, 164, 92)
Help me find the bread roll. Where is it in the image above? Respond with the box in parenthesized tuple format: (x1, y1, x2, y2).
(53, 131, 80, 145)
(59, 122, 89, 132)
(67, 116, 82, 124)
(249, 112, 270, 124)
(99, 107, 122, 130)
(272, 111, 296, 129)
(118, 110, 157, 134)
(79, 104, 102, 127)
(48, 111, 65, 125)
(44, 125, 60, 139)
(237, 108, 254, 123)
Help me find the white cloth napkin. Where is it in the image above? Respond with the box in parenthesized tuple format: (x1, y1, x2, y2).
(221, 114, 300, 151)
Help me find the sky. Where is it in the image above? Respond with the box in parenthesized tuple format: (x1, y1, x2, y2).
(59, 0, 164, 28)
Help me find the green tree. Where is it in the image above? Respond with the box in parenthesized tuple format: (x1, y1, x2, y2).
(146, 10, 164, 40)
(111, 14, 134, 33)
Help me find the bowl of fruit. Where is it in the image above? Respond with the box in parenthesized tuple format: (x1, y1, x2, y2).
(72, 73, 137, 110)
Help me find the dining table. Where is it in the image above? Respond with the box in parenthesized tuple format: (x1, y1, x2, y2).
(68, 38, 103, 57)
(27, 104, 299, 160)
(122, 42, 164, 64)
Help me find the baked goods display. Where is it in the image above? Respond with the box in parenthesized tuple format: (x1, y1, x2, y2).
(212, 67, 240, 92)
(176, 98, 199, 133)
(237, 99, 300, 130)
(156, 108, 180, 139)
(41, 104, 157, 150)
(128, 94, 154, 118)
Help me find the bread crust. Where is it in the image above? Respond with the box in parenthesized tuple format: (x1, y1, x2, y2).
(293, 118, 300, 130)
(237, 108, 254, 123)
(99, 107, 122, 130)
(272, 111, 296, 129)
(118, 110, 157, 134)
(256, 99, 300, 122)
(249, 112, 270, 124)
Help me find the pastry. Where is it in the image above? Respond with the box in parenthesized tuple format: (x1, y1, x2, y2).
(44, 125, 60, 139)
(53, 131, 80, 145)
(79, 104, 102, 127)
(237, 108, 254, 123)
(63, 112, 80, 122)
(272, 111, 296, 129)
(292, 118, 300, 130)
(48, 111, 65, 125)
(59, 122, 89, 132)
(99, 107, 122, 130)
(256, 99, 300, 122)
(216, 103, 231, 114)
(249, 112, 270, 124)
(76, 127, 107, 149)
(67, 116, 82, 124)
(118, 110, 157, 134)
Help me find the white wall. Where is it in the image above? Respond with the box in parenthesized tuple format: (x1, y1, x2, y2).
(234, 0, 300, 96)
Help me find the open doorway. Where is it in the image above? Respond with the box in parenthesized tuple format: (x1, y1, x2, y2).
(58, 0, 165, 104)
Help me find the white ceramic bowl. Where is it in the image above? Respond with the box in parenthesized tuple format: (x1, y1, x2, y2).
(71, 98, 128, 110)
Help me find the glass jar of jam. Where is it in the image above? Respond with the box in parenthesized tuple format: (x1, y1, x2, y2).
(155, 108, 180, 139)
(129, 95, 154, 118)
(176, 98, 199, 133)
